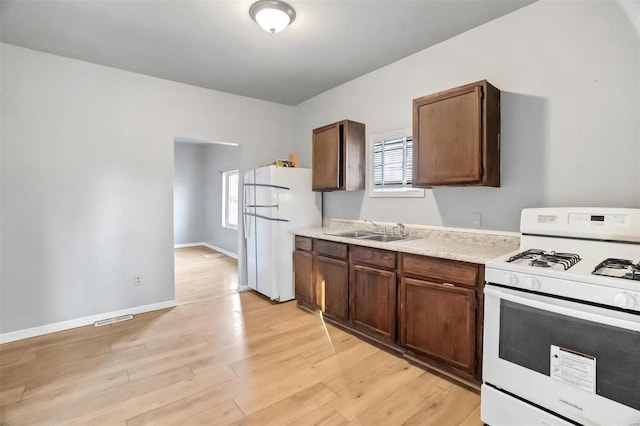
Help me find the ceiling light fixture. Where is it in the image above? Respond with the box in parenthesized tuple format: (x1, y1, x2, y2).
(249, 0, 296, 34)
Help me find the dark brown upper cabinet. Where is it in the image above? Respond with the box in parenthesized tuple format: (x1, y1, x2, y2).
(312, 120, 365, 192)
(412, 80, 500, 187)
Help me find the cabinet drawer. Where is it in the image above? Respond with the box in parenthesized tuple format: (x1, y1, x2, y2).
(295, 236, 313, 251)
(351, 245, 397, 269)
(315, 239, 348, 259)
(402, 254, 478, 288)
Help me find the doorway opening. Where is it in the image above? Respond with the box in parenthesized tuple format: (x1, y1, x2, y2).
(173, 137, 241, 305)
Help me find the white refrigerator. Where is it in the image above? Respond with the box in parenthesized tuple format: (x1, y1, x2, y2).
(243, 165, 321, 301)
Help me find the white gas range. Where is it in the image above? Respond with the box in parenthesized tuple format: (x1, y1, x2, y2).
(481, 208, 640, 426)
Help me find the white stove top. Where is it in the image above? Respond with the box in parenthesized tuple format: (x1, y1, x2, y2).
(485, 208, 640, 311)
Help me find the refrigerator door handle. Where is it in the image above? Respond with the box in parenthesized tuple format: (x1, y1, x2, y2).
(243, 210, 250, 239)
(244, 212, 289, 222)
(242, 181, 251, 240)
(245, 204, 279, 208)
(244, 183, 290, 191)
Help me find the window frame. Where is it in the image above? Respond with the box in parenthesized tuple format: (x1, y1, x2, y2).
(222, 169, 239, 229)
(368, 129, 425, 198)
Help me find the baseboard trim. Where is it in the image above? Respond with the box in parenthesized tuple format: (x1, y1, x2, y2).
(0, 300, 177, 344)
(174, 242, 205, 248)
(174, 242, 238, 260)
(201, 243, 238, 260)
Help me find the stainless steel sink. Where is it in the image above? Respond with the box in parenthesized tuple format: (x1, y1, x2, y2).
(359, 234, 416, 243)
(326, 230, 377, 238)
(325, 230, 416, 243)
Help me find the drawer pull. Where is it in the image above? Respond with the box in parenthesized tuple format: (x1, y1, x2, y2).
(442, 283, 455, 287)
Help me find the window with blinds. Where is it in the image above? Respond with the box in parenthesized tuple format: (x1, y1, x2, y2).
(368, 130, 423, 198)
(372, 136, 413, 190)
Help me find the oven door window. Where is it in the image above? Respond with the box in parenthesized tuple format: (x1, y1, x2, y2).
(499, 299, 640, 410)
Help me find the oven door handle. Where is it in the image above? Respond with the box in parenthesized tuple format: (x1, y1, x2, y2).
(485, 285, 640, 332)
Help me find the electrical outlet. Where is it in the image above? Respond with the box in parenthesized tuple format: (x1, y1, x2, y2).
(133, 275, 143, 286)
(472, 212, 482, 228)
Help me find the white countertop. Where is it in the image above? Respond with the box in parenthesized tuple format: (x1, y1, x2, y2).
(293, 222, 520, 264)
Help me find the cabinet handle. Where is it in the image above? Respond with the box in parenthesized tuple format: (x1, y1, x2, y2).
(442, 283, 455, 287)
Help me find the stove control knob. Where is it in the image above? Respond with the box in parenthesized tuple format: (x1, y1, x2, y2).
(504, 273, 519, 285)
(525, 277, 540, 291)
(614, 292, 637, 309)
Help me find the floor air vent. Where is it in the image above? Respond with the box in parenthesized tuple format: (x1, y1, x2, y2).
(94, 314, 133, 327)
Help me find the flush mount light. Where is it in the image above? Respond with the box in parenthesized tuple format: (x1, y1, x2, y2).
(249, 0, 296, 34)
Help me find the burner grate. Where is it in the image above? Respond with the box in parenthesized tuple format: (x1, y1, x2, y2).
(592, 258, 640, 281)
(507, 249, 581, 270)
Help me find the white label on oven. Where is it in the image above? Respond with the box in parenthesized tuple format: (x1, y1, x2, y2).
(550, 345, 596, 393)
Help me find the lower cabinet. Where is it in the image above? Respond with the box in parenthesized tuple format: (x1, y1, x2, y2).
(294, 237, 484, 384)
(294, 248, 314, 309)
(350, 264, 397, 342)
(400, 277, 477, 374)
(315, 255, 348, 321)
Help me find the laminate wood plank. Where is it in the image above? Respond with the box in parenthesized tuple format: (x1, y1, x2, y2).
(307, 340, 379, 378)
(459, 404, 483, 426)
(320, 350, 397, 393)
(108, 318, 209, 351)
(327, 357, 425, 421)
(0, 343, 148, 392)
(301, 332, 368, 365)
(0, 347, 37, 368)
(22, 369, 129, 402)
(232, 364, 326, 416)
(125, 388, 242, 426)
(128, 346, 238, 383)
(34, 338, 112, 364)
(6, 332, 209, 393)
(179, 399, 245, 426)
(286, 404, 349, 426)
(349, 373, 450, 425)
(241, 327, 340, 364)
(126, 339, 211, 382)
(268, 313, 320, 334)
(228, 348, 310, 378)
(61, 368, 239, 425)
(228, 326, 352, 378)
(0, 385, 24, 407)
(188, 338, 275, 377)
(233, 382, 338, 426)
(403, 384, 480, 426)
(1, 366, 194, 425)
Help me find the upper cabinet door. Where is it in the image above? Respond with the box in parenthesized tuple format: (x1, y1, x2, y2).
(412, 80, 500, 187)
(312, 123, 342, 191)
(312, 120, 365, 192)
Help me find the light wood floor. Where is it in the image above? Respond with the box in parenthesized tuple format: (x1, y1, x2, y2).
(0, 245, 482, 425)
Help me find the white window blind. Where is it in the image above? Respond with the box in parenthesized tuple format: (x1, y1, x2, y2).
(373, 136, 413, 189)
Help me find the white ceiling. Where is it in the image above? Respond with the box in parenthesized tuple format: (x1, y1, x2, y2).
(0, 0, 534, 105)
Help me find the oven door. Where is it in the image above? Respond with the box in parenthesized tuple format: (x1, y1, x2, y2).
(483, 284, 640, 426)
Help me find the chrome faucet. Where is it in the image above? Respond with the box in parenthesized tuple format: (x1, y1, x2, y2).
(365, 220, 386, 233)
(396, 222, 408, 236)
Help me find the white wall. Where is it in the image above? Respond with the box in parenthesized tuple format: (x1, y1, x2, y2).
(294, 0, 640, 231)
(1, 43, 294, 334)
(174, 143, 207, 244)
(204, 144, 241, 255)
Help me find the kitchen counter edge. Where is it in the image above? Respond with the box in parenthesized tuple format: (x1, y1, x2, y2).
(292, 227, 519, 265)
